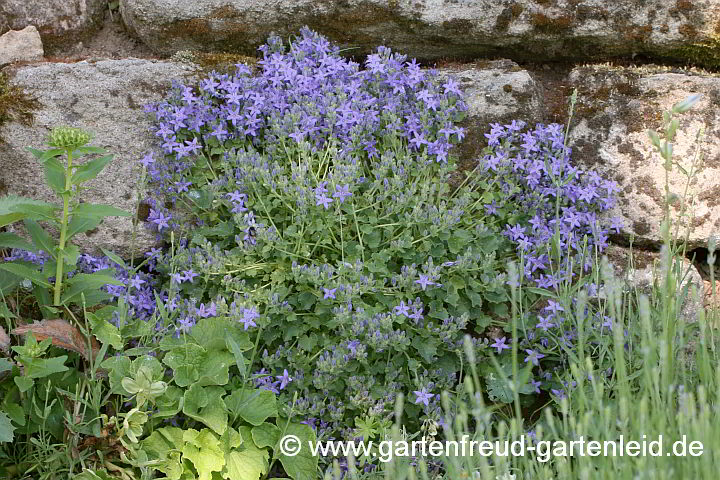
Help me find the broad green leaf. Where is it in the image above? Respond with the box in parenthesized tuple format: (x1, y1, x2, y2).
(25, 219, 56, 260)
(153, 386, 183, 419)
(14, 376, 34, 392)
(219, 426, 243, 452)
(197, 351, 233, 386)
(43, 157, 66, 194)
(22, 355, 69, 378)
(191, 317, 252, 352)
(60, 273, 123, 306)
(3, 403, 25, 427)
(251, 423, 281, 449)
(0, 195, 57, 227)
(276, 423, 318, 480)
(72, 203, 131, 218)
(223, 427, 269, 480)
(142, 427, 185, 479)
(162, 343, 206, 387)
(0, 269, 21, 295)
(225, 388, 277, 426)
(0, 232, 35, 251)
(183, 385, 228, 435)
(101, 355, 131, 395)
(27, 147, 65, 162)
(72, 146, 107, 156)
(0, 412, 16, 443)
(182, 428, 225, 480)
(0, 263, 51, 288)
(87, 312, 123, 349)
(72, 154, 113, 184)
(67, 215, 102, 238)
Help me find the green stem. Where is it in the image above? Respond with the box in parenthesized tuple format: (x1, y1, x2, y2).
(53, 149, 73, 306)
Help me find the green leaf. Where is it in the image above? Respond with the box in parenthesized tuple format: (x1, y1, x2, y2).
(100, 247, 127, 269)
(72, 155, 113, 184)
(27, 147, 65, 162)
(0, 195, 58, 227)
(61, 273, 123, 306)
(72, 146, 107, 156)
(251, 423, 281, 449)
(87, 312, 123, 349)
(43, 157, 66, 194)
(0, 263, 51, 289)
(71, 203, 130, 218)
(183, 385, 228, 436)
(197, 351, 233, 386)
(191, 317, 252, 352)
(223, 427, 270, 480)
(182, 428, 226, 480)
(226, 336, 247, 378)
(22, 355, 69, 378)
(25, 219, 57, 260)
(74, 470, 115, 480)
(0, 412, 16, 443)
(225, 388, 277, 426)
(448, 229, 472, 254)
(67, 215, 102, 238)
(162, 343, 205, 387)
(14, 376, 34, 393)
(0, 232, 35, 251)
(276, 423, 318, 480)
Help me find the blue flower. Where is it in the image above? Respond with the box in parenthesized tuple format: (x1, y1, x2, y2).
(413, 387, 435, 407)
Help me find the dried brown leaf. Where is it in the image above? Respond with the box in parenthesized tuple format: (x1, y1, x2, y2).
(11, 319, 100, 361)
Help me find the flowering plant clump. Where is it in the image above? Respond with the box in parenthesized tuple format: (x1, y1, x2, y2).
(137, 28, 515, 448)
(473, 120, 623, 401)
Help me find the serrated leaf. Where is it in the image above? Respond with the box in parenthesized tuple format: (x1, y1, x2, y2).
(43, 157, 66, 194)
(0, 231, 35, 251)
(72, 154, 113, 184)
(67, 215, 102, 238)
(1, 196, 59, 224)
(225, 388, 277, 426)
(0, 263, 51, 289)
(183, 385, 228, 435)
(24, 219, 57, 260)
(61, 273, 123, 306)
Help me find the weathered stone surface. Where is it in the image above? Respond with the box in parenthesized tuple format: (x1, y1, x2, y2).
(0, 0, 106, 50)
(0, 59, 199, 258)
(565, 64, 720, 249)
(439, 60, 545, 160)
(121, 0, 720, 68)
(0, 26, 44, 66)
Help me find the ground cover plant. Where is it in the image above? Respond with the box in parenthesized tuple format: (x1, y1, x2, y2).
(0, 28, 717, 480)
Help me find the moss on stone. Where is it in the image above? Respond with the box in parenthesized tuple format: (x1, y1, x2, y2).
(530, 13, 574, 34)
(0, 71, 40, 143)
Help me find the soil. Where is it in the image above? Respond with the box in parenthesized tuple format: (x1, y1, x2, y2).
(43, 9, 163, 62)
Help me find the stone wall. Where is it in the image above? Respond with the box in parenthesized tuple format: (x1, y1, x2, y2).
(0, 1, 718, 293)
